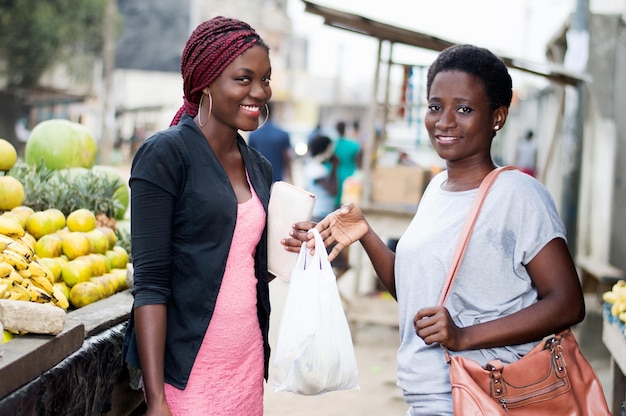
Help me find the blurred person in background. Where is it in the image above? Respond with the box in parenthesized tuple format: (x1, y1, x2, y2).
(248, 101, 293, 183)
(332, 120, 362, 208)
(304, 134, 338, 222)
(304, 134, 350, 277)
(514, 129, 537, 177)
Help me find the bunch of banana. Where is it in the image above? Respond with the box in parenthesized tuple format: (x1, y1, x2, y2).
(0, 279, 28, 300)
(602, 280, 626, 322)
(0, 252, 68, 310)
(0, 215, 70, 311)
(0, 269, 68, 310)
(0, 216, 26, 238)
(0, 234, 34, 261)
(0, 238, 35, 291)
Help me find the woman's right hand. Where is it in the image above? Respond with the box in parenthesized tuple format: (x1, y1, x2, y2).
(315, 203, 368, 261)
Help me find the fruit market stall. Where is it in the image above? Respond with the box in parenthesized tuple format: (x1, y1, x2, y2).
(601, 281, 626, 415)
(0, 124, 141, 415)
(0, 292, 142, 416)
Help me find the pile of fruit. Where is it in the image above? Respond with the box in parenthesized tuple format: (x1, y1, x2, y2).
(602, 280, 626, 337)
(1, 216, 69, 308)
(1, 207, 129, 307)
(0, 121, 132, 343)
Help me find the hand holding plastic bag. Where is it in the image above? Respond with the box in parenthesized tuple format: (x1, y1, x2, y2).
(269, 228, 359, 395)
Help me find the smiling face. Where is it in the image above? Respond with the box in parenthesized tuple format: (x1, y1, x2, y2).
(425, 70, 506, 165)
(205, 44, 272, 132)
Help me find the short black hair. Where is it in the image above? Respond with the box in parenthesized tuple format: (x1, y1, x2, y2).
(308, 135, 332, 157)
(426, 44, 513, 110)
(336, 121, 346, 136)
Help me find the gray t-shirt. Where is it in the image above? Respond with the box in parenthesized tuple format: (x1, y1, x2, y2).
(394, 169, 566, 415)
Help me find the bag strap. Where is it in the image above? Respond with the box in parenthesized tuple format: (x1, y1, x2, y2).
(437, 166, 516, 307)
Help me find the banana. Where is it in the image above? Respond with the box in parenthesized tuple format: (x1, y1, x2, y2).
(1, 279, 14, 299)
(0, 261, 13, 278)
(0, 282, 8, 298)
(8, 284, 30, 301)
(30, 274, 54, 294)
(7, 270, 24, 285)
(21, 233, 37, 252)
(0, 278, 15, 287)
(4, 240, 33, 262)
(7, 291, 23, 300)
(17, 268, 32, 279)
(27, 260, 53, 283)
(1, 250, 29, 270)
(0, 216, 26, 238)
(51, 286, 69, 310)
(27, 284, 52, 303)
(0, 235, 14, 249)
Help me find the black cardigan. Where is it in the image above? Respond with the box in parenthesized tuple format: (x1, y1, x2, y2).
(122, 115, 273, 389)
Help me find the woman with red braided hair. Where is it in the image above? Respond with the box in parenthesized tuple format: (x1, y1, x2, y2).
(123, 16, 276, 415)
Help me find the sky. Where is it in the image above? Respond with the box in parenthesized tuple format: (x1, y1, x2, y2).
(286, 0, 577, 88)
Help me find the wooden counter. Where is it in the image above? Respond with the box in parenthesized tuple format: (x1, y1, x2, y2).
(0, 290, 142, 416)
(602, 317, 626, 415)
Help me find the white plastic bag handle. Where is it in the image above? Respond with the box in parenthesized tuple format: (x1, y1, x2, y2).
(294, 228, 332, 274)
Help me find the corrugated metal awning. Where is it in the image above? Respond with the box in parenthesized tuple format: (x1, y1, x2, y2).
(302, 1, 588, 86)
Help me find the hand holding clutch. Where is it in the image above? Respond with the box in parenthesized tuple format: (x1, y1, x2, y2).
(267, 181, 316, 282)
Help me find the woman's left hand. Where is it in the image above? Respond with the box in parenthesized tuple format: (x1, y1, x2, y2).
(413, 306, 464, 351)
(281, 221, 316, 253)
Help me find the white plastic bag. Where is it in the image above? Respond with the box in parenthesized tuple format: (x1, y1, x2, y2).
(269, 228, 359, 395)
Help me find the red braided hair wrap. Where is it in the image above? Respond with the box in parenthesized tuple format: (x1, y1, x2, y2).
(170, 16, 265, 126)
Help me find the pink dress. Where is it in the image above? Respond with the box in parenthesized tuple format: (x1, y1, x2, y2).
(164, 185, 266, 416)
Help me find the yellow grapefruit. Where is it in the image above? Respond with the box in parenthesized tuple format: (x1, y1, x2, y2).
(66, 208, 96, 232)
(96, 226, 117, 250)
(25, 210, 57, 240)
(83, 253, 107, 277)
(93, 253, 112, 273)
(0, 176, 25, 211)
(37, 257, 63, 282)
(44, 208, 66, 231)
(11, 206, 34, 224)
(86, 229, 109, 254)
(69, 281, 101, 308)
(111, 267, 129, 291)
(35, 234, 64, 258)
(90, 275, 116, 298)
(0, 139, 17, 172)
(61, 258, 92, 287)
(104, 246, 129, 269)
(62, 232, 91, 260)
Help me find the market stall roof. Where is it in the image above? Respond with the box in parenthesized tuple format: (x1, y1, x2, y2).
(302, 1, 588, 86)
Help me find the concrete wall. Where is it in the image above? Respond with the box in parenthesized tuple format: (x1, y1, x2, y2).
(513, 13, 625, 271)
(608, 17, 626, 270)
(583, 14, 625, 270)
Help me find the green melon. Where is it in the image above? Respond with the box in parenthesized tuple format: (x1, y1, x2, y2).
(25, 119, 98, 170)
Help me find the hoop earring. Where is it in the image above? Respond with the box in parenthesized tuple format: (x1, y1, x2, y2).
(255, 103, 270, 130)
(198, 92, 212, 128)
